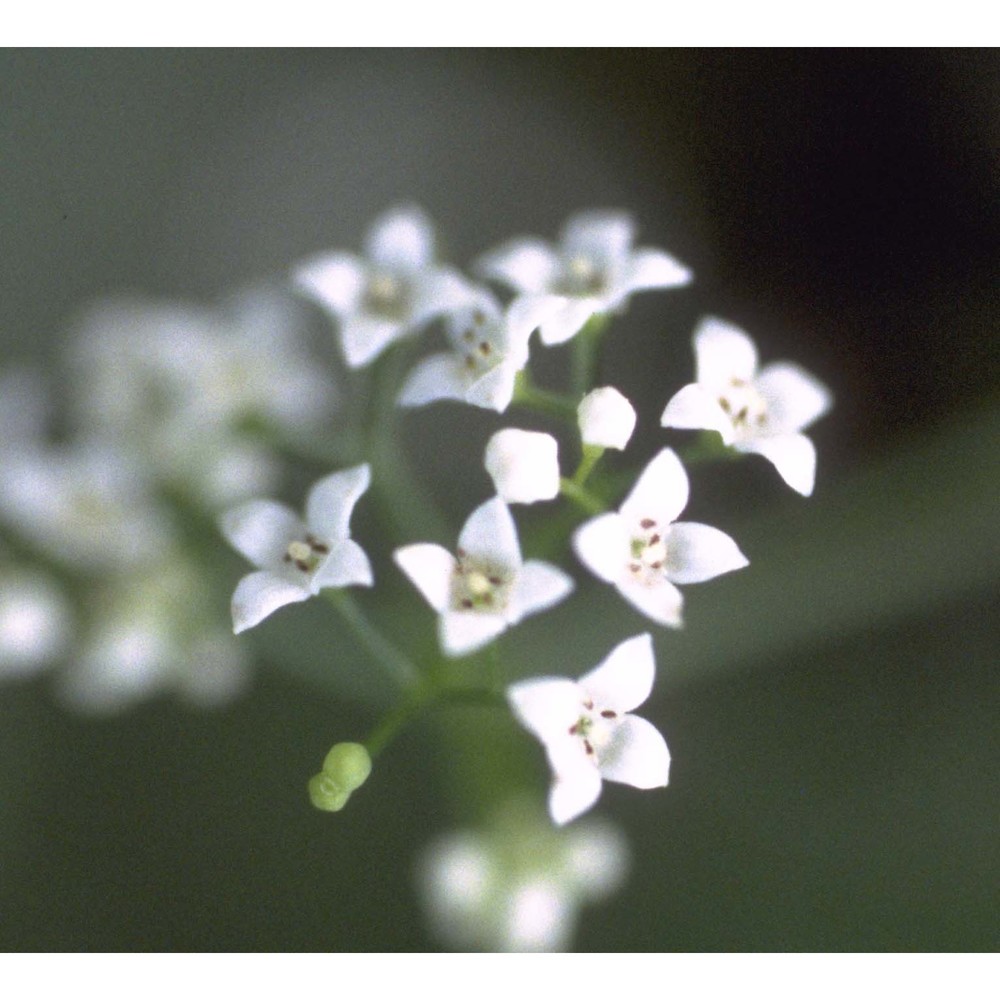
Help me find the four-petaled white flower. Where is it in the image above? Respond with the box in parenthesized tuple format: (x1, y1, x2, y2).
(508, 633, 670, 826)
(293, 205, 474, 368)
(394, 497, 574, 657)
(573, 448, 748, 627)
(484, 429, 560, 505)
(475, 209, 692, 346)
(660, 317, 833, 496)
(398, 289, 558, 413)
(577, 386, 637, 450)
(220, 464, 373, 634)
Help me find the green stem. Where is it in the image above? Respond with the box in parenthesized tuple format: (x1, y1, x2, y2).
(571, 444, 604, 487)
(559, 476, 606, 515)
(367, 340, 451, 542)
(511, 371, 578, 421)
(570, 312, 610, 397)
(324, 588, 421, 689)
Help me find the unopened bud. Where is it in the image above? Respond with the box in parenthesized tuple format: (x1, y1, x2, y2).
(322, 742, 372, 791)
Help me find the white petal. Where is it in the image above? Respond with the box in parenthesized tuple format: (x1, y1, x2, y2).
(561, 211, 634, 262)
(220, 500, 304, 569)
(508, 560, 575, 623)
(504, 879, 572, 953)
(507, 676, 582, 743)
(577, 386, 637, 450)
(599, 715, 670, 789)
(231, 570, 310, 634)
(617, 577, 684, 628)
(756, 362, 833, 433)
(394, 543, 456, 612)
(292, 253, 365, 316)
(620, 448, 690, 526)
(310, 538, 373, 591)
(397, 353, 470, 408)
(305, 464, 370, 540)
(439, 610, 508, 657)
(738, 433, 818, 496)
(365, 205, 435, 270)
(504, 294, 562, 350)
(457, 497, 522, 573)
(694, 317, 758, 385)
(475, 238, 558, 293)
(578, 633, 655, 714)
(549, 760, 604, 826)
(466, 363, 519, 413)
(410, 268, 480, 326)
(659, 383, 736, 445)
(623, 248, 693, 292)
(339, 314, 407, 368)
(484, 430, 560, 504)
(573, 513, 630, 583)
(538, 297, 600, 345)
(663, 522, 749, 584)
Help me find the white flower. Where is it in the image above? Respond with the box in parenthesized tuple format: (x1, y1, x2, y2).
(0, 442, 174, 572)
(577, 386, 637, 450)
(394, 497, 573, 657)
(0, 569, 72, 680)
(484, 429, 560, 505)
(220, 464, 373, 634)
(508, 634, 670, 825)
(292, 205, 474, 368)
(573, 448, 748, 627)
(417, 799, 629, 951)
(57, 558, 250, 713)
(475, 209, 692, 345)
(397, 290, 556, 412)
(660, 317, 833, 496)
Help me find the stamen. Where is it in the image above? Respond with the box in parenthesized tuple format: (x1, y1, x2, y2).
(600, 709, 617, 719)
(640, 518, 656, 529)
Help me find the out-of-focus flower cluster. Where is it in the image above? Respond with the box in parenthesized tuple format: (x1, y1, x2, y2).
(1, 204, 832, 950)
(0, 288, 336, 709)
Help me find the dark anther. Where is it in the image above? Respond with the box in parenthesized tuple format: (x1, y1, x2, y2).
(640, 518, 656, 529)
(294, 559, 310, 572)
(601, 709, 617, 719)
(584, 740, 595, 756)
(311, 542, 330, 554)
(488, 576, 502, 586)
(460, 598, 474, 609)
(649, 533, 660, 545)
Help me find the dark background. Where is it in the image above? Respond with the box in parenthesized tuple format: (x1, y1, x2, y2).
(1, 50, 997, 951)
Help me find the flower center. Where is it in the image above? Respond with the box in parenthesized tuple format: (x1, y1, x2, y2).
(455, 309, 501, 377)
(362, 270, 409, 320)
(452, 549, 510, 611)
(554, 254, 606, 297)
(568, 696, 619, 759)
(282, 533, 331, 574)
(717, 377, 769, 440)
(627, 517, 668, 585)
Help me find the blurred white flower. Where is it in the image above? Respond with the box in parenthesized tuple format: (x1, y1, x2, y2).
(0, 569, 72, 679)
(484, 429, 560, 505)
(475, 209, 691, 345)
(394, 496, 573, 657)
(0, 441, 175, 572)
(660, 317, 833, 496)
(293, 205, 474, 368)
(577, 386, 637, 450)
(398, 289, 556, 412)
(508, 633, 669, 825)
(67, 290, 334, 506)
(220, 464, 373, 634)
(573, 448, 748, 627)
(418, 799, 629, 951)
(57, 558, 250, 713)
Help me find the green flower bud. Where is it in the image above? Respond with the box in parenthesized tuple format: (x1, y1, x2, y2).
(321, 742, 372, 792)
(308, 772, 351, 812)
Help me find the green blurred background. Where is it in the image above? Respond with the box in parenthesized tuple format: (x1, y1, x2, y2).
(1, 49, 997, 951)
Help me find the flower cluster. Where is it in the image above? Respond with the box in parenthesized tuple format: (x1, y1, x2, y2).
(2, 205, 832, 950)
